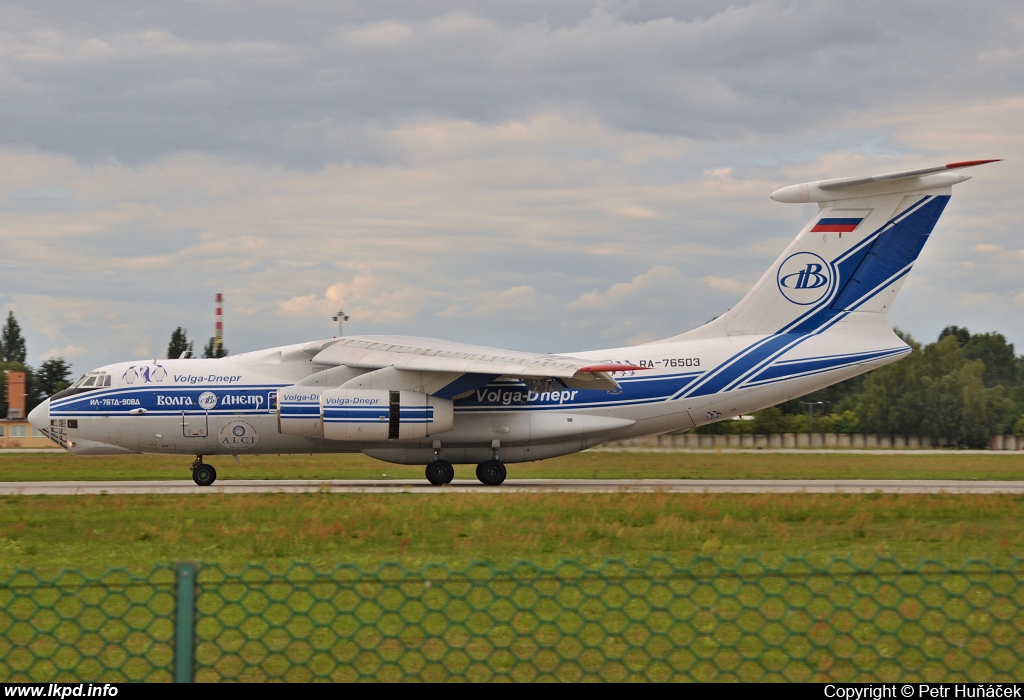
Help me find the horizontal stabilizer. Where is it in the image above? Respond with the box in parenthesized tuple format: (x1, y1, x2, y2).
(772, 160, 1000, 203)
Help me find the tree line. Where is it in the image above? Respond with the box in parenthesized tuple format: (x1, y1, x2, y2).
(0, 314, 228, 418)
(0, 312, 74, 418)
(166, 327, 228, 360)
(696, 326, 1024, 448)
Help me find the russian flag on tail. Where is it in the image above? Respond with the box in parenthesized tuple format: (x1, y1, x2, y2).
(811, 216, 863, 233)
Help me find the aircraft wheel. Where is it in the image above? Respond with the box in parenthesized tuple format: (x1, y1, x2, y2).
(476, 459, 506, 486)
(425, 460, 454, 486)
(192, 463, 217, 486)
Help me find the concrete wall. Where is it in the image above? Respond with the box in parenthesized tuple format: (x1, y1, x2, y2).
(605, 433, 1024, 450)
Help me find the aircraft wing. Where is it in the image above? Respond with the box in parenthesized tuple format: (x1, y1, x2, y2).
(303, 335, 638, 392)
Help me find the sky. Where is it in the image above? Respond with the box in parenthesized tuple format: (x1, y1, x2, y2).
(1, 0, 1023, 375)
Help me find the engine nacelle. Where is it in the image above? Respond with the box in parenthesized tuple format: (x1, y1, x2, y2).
(277, 387, 325, 437)
(278, 386, 453, 441)
(321, 389, 453, 441)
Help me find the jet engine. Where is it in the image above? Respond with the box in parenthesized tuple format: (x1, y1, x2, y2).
(277, 386, 453, 441)
(277, 387, 325, 437)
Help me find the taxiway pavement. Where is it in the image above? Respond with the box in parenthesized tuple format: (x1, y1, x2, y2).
(2, 478, 1024, 495)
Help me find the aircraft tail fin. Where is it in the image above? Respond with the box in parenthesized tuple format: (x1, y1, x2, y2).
(667, 160, 997, 341)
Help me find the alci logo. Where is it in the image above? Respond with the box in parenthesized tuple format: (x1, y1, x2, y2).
(777, 252, 832, 305)
(122, 364, 168, 384)
(219, 419, 259, 450)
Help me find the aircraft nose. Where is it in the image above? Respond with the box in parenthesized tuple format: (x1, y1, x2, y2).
(28, 398, 50, 432)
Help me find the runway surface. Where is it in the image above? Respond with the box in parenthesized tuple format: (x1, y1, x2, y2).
(3, 478, 1024, 495)
(3, 448, 1021, 455)
(594, 448, 1023, 455)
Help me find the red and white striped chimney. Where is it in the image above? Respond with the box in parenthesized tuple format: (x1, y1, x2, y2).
(215, 293, 223, 353)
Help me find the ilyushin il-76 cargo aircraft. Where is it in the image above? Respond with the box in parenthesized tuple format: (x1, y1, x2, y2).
(30, 160, 998, 486)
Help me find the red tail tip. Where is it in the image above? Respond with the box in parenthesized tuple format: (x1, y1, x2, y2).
(946, 159, 1001, 169)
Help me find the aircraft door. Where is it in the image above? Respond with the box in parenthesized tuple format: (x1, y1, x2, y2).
(182, 391, 216, 438)
(181, 410, 209, 438)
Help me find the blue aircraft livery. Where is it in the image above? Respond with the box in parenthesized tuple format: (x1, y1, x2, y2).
(29, 159, 998, 487)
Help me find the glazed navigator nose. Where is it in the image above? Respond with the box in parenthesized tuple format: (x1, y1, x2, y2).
(28, 398, 50, 432)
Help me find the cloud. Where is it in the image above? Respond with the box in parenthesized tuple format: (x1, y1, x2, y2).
(0, 1, 1019, 167)
(42, 344, 87, 360)
(1, 1, 1023, 370)
(608, 205, 659, 219)
(703, 276, 747, 293)
(466, 286, 546, 318)
(278, 269, 429, 324)
(569, 265, 682, 311)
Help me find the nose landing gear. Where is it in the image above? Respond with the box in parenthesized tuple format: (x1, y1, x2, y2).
(191, 456, 217, 486)
(425, 441, 455, 485)
(425, 460, 455, 485)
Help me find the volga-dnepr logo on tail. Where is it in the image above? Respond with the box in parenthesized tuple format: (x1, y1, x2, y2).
(777, 252, 831, 305)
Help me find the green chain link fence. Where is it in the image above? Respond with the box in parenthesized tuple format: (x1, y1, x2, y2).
(2, 555, 1024, 682)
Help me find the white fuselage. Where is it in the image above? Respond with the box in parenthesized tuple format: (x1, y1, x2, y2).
(38, 311, 907, 465)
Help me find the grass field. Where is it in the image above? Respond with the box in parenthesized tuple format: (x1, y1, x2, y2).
(2, 489, 1023, 574)
(4, 451, 1024, 682)
(2, 450, 1023, 574)
(2, 449, 1024, 481)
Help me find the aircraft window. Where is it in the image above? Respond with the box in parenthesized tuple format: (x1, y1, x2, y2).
(51, 372, 108, 400)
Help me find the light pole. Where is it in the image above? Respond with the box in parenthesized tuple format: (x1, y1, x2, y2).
(800, 400, 826, 437)
(332, 310, 349, 337)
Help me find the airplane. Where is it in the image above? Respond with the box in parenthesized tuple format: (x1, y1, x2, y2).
(29, 159, 998, 486)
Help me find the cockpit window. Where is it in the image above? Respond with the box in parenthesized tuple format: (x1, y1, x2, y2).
(52, 371, 111, 400)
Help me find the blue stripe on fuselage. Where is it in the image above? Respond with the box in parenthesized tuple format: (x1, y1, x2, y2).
(50, 384, 286, 416)
(454, 371, 702, 412)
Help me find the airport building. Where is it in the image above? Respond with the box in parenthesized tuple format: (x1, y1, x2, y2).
(0, 370, 52, 448)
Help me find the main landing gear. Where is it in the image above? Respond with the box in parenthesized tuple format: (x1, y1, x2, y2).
(475, 460, 506, 486)
(191, 455, 217, 486)
(425, 442, 507, 486)
(477, 440, 507, 486)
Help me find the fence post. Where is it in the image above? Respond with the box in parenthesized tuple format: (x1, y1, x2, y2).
(174, 562, 197, 683)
